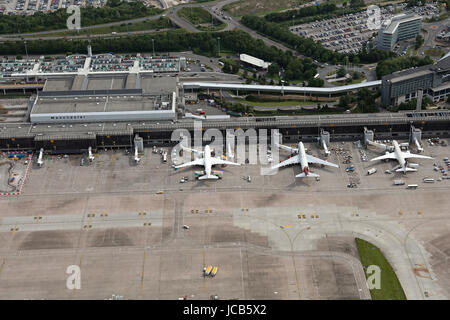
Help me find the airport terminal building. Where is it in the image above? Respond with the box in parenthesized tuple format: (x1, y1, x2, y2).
(376, 14, 422, 51)
(381, 53, 450, 106)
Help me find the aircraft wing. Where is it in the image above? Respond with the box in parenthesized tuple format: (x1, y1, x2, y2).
(276, 143, 299, 154)
(175, 158, 204, 169)
(306, 154, 339, 168)
(403, 152, 434, 160)
(270, 154, 300, 170)
(210, 157, 240, 166)
(370, 152, 397, 161)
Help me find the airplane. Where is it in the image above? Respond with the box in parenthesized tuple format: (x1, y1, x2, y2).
(271, 141, 339, 178)
(370, 140, 433, 173)
(175, 144, 240, 180)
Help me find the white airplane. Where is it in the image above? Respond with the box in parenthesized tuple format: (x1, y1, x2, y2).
(271, 141, 339, 178)
(175, 144, 240, 180)
(370, 140, 433, 173)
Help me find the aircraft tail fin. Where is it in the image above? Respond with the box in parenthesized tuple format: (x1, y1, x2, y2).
(198, 174, 219, 180)
(295, 172, 320, 178)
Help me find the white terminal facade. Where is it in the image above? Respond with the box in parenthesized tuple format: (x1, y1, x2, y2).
(6, 50, 186, 124)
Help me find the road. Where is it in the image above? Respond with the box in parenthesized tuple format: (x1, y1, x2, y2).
(0, 0, 294, 54)
(0, 0, 382, 82)
(419, 19, 449, 57)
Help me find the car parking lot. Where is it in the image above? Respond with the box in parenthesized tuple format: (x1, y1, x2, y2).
(0, 59, 36, 76)
(2, 0, 106, 15)
(290, 9, 393, 54)
(290, 4, 440, 54)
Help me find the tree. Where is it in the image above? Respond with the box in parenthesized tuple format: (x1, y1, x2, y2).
(338, 95, 352, 108)
(350, 0, 364, 7)
(222, 62, 231, 73)
(415, 34, 424, 50)
(308, 77, 324, 87)
(267, 63, 280, 77)
(231, 63, 239, 74)
(356, 88, 378, 113)
(337, 67, 346, 78)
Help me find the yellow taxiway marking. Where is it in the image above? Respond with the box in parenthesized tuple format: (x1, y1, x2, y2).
(10, 226, 19, 235)
(107, 152, 116, 193)
(202, 247, 207, 292)
(0, 258, 5, 275)
(140, 251, 147, 296)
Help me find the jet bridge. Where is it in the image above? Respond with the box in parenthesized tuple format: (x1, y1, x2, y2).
(363, 127, 374, 145)
(318, 129, 330, 156)
(410, 125, 423, 152)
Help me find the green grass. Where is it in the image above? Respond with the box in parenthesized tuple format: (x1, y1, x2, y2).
(333, 77, 366, 86)
(178, 7, 214, 25)
(253, 109, 344, 116)
(38, 17, 174, 38)
(355, 238, 407, 300)
(424, 48, 444, 57)
(235, 98, 323, 107)
(223, 0, 298, 17)
(196, 23, 226, 32)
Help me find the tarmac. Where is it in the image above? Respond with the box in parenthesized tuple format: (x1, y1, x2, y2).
(0, 139, 449, 299)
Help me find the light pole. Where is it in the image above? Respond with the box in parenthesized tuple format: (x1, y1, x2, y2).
(217, 37, 220, 57)
(292, 14, 295, 28)
(152, 39, 155, 57)
(281, 79, 285, 96)
(24, 40, 28, 60)
(24, 40, 29, 82)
